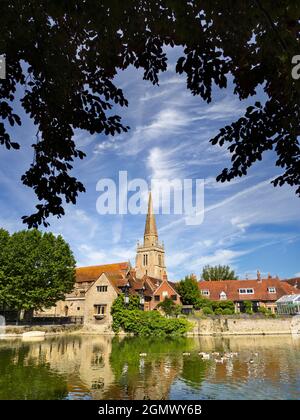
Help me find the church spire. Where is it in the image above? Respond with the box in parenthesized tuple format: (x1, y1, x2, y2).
(144, 191, 158, 245)
(135, 191, 166, 280)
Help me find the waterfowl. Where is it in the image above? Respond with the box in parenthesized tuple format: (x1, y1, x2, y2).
(198, 352, 210, 359)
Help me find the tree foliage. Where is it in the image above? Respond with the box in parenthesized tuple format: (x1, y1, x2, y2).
(175, 275, 200, 306)
(157, 297, 182, 316)
(194, 296, 235, 315)
(201, 265, 238, 281)
(111, 295, 191, 335)
(243, 300, 254, 315)
(0, 229, 75, 314)
(0, 1, 299, 227)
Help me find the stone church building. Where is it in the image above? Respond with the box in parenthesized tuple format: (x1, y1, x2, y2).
(40, 193, 180, 326)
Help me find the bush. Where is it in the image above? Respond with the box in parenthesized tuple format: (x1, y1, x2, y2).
(211, 300, 235, 314)
(243, 301, 253, 314)
(197, 300, 235, 316)
(111, 296, 192, 335)
(214, 308, 223, 315)
(157, 297, 182, 316)
(258, 306, 268, 315)
(202, 307, 214, 315)
(222, 308, 234, 315)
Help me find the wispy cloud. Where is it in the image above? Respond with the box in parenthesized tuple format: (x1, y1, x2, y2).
(0, 48, 299, 280)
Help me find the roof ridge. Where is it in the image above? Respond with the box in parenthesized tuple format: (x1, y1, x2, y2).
(76, 261, 128, 270)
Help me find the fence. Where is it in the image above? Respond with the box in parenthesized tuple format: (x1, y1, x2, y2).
(0, 311, 84, 325)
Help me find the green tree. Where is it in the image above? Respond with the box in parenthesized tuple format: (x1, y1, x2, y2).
(0, 229, 75, 319)
(201, 265, 238, 281)
(243, 301, 253, 315)
(1, 2, 299, 228)
(157, 297, 182, 317)
(175, 276, 201, 306)
(0, 229, 9, 270)
(111, 294, 140, 313)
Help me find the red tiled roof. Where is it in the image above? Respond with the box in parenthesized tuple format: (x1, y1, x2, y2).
(144, 276, 162, 290)
(76, 262, 129, 283)
(198, 278, 296, 302)
(283, 278, 300, 290)
(75, 263, 180, 299)
(168, 281, 178, 290)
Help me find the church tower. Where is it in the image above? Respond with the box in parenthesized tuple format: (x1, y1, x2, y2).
(135, 192, 167, 280)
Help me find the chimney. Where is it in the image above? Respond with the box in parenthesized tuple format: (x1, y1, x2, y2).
(257, 270, 261, 282)
(268, 273, 272, 279)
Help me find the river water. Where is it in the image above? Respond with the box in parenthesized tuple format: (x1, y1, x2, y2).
(0, 334, 299, 400)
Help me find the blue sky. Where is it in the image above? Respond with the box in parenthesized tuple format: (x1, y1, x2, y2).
(0, 46, 300, 280)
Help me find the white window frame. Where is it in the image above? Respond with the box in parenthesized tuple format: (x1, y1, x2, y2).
(219, 291, 227, 300)
(239, 288, 254, 294)
(201, 290, 210, 296)
(268, 287, 276, 293)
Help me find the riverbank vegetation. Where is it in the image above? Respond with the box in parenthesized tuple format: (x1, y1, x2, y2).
(111, 296, 192, 335)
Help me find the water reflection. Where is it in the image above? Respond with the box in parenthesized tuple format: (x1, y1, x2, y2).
(0, 335, 299, 400)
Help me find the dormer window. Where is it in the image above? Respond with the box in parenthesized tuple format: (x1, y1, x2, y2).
(239, 288, 254, 294)
(268, 287, 276, 293)
(201, 290, 210, 296)
(220, 291, 227, 300)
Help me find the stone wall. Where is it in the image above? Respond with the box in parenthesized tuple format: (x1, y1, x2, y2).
(187, 315, 300, 336)
(84, 273, 118, 325)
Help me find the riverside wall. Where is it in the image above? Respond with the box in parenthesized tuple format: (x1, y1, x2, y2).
(187, 315, 300, 336)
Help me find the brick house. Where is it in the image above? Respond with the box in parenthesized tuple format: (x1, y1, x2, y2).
(198, 273, 297, 313)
